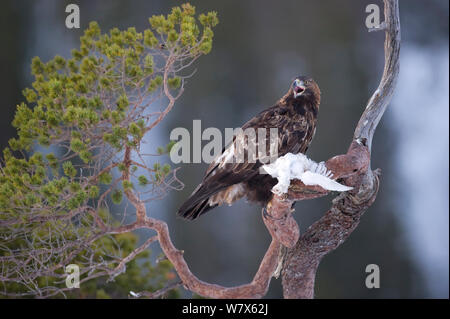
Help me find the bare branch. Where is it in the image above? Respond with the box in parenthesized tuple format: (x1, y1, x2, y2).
(354, 0, 401, 152)
(130, 280, 182, 299)
(139, 216, 282, 299)
(279, 0, 400, 299)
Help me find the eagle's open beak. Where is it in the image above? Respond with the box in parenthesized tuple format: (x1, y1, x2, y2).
(293, 80, 306, 98)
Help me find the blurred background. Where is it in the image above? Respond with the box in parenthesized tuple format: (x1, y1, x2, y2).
(0, 0, 448, 298)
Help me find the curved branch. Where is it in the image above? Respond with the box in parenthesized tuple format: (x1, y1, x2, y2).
(280, 0, 400, 298)
(140, 217, 281, 299)
(354, 0, 401, 152)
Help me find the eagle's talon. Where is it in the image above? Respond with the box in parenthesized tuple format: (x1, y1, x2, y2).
(262, 207, 270, 220)
(262, 206, 285, 221)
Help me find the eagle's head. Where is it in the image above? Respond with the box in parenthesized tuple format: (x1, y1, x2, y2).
(290, 76, 320, 101)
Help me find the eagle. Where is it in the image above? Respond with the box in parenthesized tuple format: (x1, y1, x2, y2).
(178, 76, 321, 220)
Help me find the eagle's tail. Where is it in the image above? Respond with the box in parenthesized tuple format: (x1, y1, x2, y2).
(178, 197, 218, 220)
(177, 183, 224, 220)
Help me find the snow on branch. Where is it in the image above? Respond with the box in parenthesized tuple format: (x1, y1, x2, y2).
(262, 153, 353, 195)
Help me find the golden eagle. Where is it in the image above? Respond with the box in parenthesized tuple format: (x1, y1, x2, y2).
(178, 76, 321, 219)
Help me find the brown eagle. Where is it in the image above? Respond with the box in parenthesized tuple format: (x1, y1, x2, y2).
(178, 76, 321, 220)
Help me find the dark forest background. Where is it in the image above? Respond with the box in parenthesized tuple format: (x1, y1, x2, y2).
(0, 0, 448, 298)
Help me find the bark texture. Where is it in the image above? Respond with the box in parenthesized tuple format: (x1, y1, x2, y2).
(281, 0, 400, 298)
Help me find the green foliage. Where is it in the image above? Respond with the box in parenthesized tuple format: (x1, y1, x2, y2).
(111, 189, 123, 205)
(168, 77, 181, 89)
(88, 185, 100, 199)
(122, 180, 134, 192)
(162, 164, 171, 174)
(98, 172, 113, 185)
(70, 138, 85, 153)
(128, 122, 142, 139)
(157, 141, 177, 155)
(46, 153, 58, 170)
(166, 140, 177, 153)
(138, 175, 148, 186)
(148, 75, 163, 93)
(0, 2, 218, 298)
(9, 5, 218, 154)
(151, 162, 172, 183)
(116, 95, 129, 111)
(63, 161, 77, 178)
(79, 150, 92, 164)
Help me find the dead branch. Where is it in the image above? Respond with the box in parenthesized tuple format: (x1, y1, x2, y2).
(280, 0, 400, 298)
(136, 216, 282, 299)
(130, 280, 182, 299)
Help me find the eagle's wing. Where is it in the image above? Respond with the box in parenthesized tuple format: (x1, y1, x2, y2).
(177, 133, 262, 220)
(178, 105, 313, 220)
